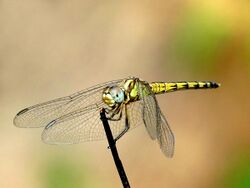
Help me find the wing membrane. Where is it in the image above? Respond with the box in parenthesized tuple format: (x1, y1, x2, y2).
(42, 99, 145, 144)
(42, 104, 127, 144)
(14, 79, 123, 128)
(138, 80, 175, 157)
(157, 111, 175, 158)
(138, 81, 158, 140)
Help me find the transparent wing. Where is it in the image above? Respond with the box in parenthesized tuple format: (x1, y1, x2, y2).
(138, 80, 175, 157)
(14, 79, 123, 128)
(42, 104, 128, 144)
(157, 111, 175, 158)
(42, 98, 145, 144)
(138, 81, 158, 140)
(126, 99, 144, 130)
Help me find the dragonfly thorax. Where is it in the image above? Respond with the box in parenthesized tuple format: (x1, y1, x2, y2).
(102, 86, 125, 107)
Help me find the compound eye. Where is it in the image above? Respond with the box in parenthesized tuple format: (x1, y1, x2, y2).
(110, 87, 124, 103)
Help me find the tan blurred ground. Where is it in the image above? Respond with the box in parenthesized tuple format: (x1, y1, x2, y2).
(1, 1, 250, 188)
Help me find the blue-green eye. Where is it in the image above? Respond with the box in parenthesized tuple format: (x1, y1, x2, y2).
(110, 87, 124, 103)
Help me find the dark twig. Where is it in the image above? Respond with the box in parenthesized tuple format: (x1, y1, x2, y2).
(100, 109, 131, 188)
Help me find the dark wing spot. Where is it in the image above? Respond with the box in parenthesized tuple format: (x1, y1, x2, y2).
(45, 120, 57, 130)
(16, 108, 29, 116)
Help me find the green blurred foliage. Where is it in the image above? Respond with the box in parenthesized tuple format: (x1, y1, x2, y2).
(41, 157, 87, 188)
(219, 152, 250, 188)
(169, 6, 230, 73)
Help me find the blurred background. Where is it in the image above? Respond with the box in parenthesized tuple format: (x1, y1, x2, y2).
(1, 0, 250, 188)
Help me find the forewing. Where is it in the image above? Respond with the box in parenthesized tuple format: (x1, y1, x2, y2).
(157, 111, 175, 158)
(13, 79, 123, 128)
(42, 104, 127, 144)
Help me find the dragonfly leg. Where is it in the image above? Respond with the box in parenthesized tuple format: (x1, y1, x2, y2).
(114, 105, 129, 142)
(106, 105, 123, 121)
(109, 107, 123, 121)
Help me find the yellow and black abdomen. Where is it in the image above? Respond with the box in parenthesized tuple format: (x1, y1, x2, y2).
(150, 81, 220, 94)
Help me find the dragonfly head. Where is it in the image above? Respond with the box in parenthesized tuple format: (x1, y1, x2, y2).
(102, 86, 125, 107)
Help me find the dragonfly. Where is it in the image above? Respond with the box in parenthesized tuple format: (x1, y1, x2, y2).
(13, 77, 220, 158)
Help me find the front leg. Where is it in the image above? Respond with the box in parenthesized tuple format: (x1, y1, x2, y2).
(105, 104, 123, 121)
(109, 109, 123, 121)
(114, 105, 130, 142)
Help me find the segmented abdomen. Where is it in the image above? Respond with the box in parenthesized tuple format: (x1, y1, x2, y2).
(150, 81, 220, 94)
